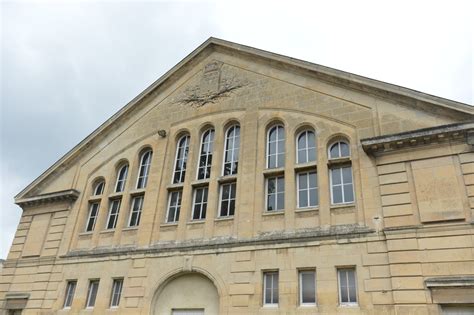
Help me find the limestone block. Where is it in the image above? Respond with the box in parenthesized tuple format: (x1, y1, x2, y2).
(229, 283, 254, 295)
(364, 278, 392, 292)
(231, 295, 249, 307)
(369, 265, 391, 279)
(392, 290, 427, 303)
(380, 182, 409, 195)
(391, 277, 424, 290)
(387, 238, 418, 251)
(379, 172, 408, 185)
(378, 163, 406, 175)
(388, 251, 420, 264)
(418, 235, 472, 250)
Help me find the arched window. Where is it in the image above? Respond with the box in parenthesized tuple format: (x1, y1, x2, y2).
(115, 164, 129, 193)
(197, 129, 215, 180)
(223, 125, 240, 176)
(267, 125, 285, 168)
(296, 130, 316, 164)
(328, 140, 354, 204)
(93, 180, 105, 196)
(173, 135, 190, 184)
(136, 149, 153, 189)
(329, 141, 350, 159)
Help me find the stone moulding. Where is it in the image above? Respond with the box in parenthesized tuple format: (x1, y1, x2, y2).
(15, 189, 80, 207)
(425, 276, 474, 288)
(361, 121, 474, 155)
(63, 224, 375, 259)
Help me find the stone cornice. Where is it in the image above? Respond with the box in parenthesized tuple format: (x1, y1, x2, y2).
(15, 189, 80, 208)
(361, 121, 474, 155)
(63, 224, 374, 259)
(425, 276, 474, 288)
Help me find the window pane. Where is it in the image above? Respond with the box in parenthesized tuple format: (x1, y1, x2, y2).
(340, 142, 350, 157)
(344, 184, 354, 203)
(298, 134, 306, 150)
(267, 194, 276, 211)
(220, 200, 228, 216)
(299, 191, 307, 208)
(277, 177, 285, 192)
(333, 186, 343, 204)
(299, 173, 307, 189)
(342, 167, 352, 183)
(276, 192, 284, 210)
(309, 188, 318, 206)
(298, 150, 306, 164)
(308, 147, 316, 162)
(331, 168, 341, 185)
(301, 272, 316, 304)
(330, 143, 339, 159)
(267, 178, 275, 194)
(309, 172, 317, 188)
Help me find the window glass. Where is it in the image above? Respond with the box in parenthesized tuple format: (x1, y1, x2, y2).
(106, 199, 121, 229)
(137, 150, 152, 189)
(173, 136, 190, 184)
(63, 280, 77, 308)
(192, 186, 208, 220)
(297, 130, 316, 164)
(338, 268, 357, 304)
(198, 129, 214, 180)
(110, 279, 123, 308)
(85, 203, 100, 232)
(263, 272, 279, 306)
(223, 125, 240, 176)
(219, 182, 236, 217)
(297, 171, 318, 208)
(267, 176, 284, 211)
(267, 125, 285, 168)
(86, 280, 99, 308)
(93, 181, 105, 196)
(331, 166, 354, 204)
(300, 271, 316, 305)
(329, 141, 350, 159)
(167, 191, 182, 223)
(129, 196, 144, 227)
(115, 165, 129, 192)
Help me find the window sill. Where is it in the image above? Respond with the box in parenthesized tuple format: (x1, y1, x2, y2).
(218, 174, 238, 183)
(78, 231, 94, 237)
(330, 203, 355, 210)
(338, 303, 359, 308)
(122, 226, 138, 232)
(108, 192, 124, 199)
(262, 210, 284, 216)
(129, 189, 145, 196)
(191, 179, 210, 187)
(167, 183, 184, 191)
(298, 304, 317, 308)
(295, 207, 319, 213)
(160, 222, 178, 228)
(188, 220, 205, 225)
(328, 157, 351, 166)
(88, 196, 102, 202)
(263, 167, 284, 176)
(294, 161, 317, 171)
(262, 304, 279, 308)
(214, 216, 234, 222)
(100, 229, 115, 234)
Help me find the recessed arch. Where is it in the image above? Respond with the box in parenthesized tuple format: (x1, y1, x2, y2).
(151, 268, 223, 315)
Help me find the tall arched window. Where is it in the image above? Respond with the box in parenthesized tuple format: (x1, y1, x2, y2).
(115, 164, 129, 193)
(223, 125, 240, 176)
(93, 180, 105, 196)
(197, 129, 215, 180)
(296, 130, 316, 164)
(328, 140, 354, 204)
(136, 149, 153, 189)
(267, 125, 285, 168)
(173, 135, 190, 184)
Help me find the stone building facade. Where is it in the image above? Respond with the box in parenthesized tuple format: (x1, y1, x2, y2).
(1, 38, 473, 315)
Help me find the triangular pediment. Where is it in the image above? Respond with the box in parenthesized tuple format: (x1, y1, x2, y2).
(15, 37, 474, 202)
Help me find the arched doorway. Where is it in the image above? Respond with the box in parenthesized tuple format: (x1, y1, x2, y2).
(153, 272, 220, 315)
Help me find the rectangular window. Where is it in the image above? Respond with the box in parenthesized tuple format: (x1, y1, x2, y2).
(110, 278, 123, 308)
(266, 176, 284, 211)
(330, 166, 354, 204)
(263, 271, 279, 306)
(167, 191, 182, 223)
(192, 186, 208, 220)
(63, 280, 77, 308)
(106, 199, 121, 229)
(299, 270, 316, 306)
(86, 280, 99, 308)
(297, 171, 318, 208)
(85, 202, 100, 232)
(219, 182, 236, 217)
(338, 268, 357, 305)
(128, 195, 144, 227)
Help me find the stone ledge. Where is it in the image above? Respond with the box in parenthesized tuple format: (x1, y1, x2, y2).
(15, 189, 80, 207)
(361, 121, 474, 155)
(425, 276, 474, 288)
(63, 224, 374, 259)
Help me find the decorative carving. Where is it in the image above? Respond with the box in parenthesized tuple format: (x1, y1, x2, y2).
(175, 60, 248, 107)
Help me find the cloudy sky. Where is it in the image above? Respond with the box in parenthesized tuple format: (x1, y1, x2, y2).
(1, 0, 473, 259)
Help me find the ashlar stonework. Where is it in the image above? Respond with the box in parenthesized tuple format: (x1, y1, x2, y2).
(1, 38, 474, 315)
